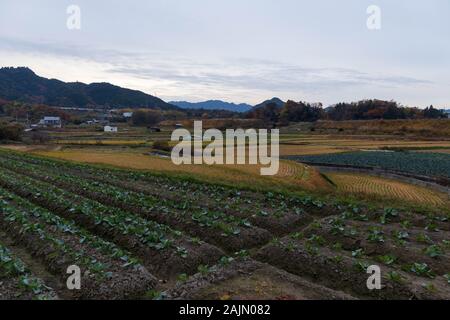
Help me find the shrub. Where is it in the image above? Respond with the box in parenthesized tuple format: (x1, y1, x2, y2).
(0, 122, 23, 141)
(153, 140, 171, 152)
(132, 110, 162, 126)
(30, 131, 50, 143)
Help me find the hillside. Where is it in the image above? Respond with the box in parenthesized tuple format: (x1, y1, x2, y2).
(0, 67, 177, 110)
(170, 100, 252, 112)
(252, 97, 285, 110)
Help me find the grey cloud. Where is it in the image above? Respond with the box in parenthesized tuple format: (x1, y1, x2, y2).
(0, 37, 433, 100)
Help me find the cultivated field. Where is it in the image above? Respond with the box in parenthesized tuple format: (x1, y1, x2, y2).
(288, 151, 450, 178)
(327, 173, 448, 207)
(0, 149, 449, 299)
(25, 148, 331, 193)
(4, 126, 450, 207)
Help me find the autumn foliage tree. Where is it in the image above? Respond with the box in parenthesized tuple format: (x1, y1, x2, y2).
(326, 100, 447, 121)
(131, 109, 162, 126)
(0, 122, 23, 141)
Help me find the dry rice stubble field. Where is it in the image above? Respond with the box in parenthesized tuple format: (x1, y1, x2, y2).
(4, 134, 450, 210)
(326, 173, 449, 207)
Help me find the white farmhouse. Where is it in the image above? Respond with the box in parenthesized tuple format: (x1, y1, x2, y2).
(38, 116, 62, 128)
(104, 126, 118, 133)
(123, 112, 133, 118)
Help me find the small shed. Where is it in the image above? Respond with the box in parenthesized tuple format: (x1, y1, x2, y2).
(104, 126, 118, 133)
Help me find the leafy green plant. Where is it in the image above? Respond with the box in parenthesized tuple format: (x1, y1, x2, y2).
(442, 240, 450, 249)
(197, 265, 210, 275)
(422, 282, 436, 293)
(329, 217, 345, 235)
(394, 230, 409, 241)
(344, 227, 358, 238)
(352, 248, 364, 258)
(400, 220, 411, 229)
(332, 242, 343, 251)
(416, 233, 433, 244)
(409, 263, 435, 279)
(310, 220, 322, 230)
(367, 227, 385, 243)
(307, 234, 325, 246)
(176, 273, 189, 283)
(386, 271, 404, 283)
(377, 254, 396, 266)
(145, 290, 167, 300)
(190, 237, 202, 245)
(290, 232, 304, 240)
(285, 242, 297, 252)
(380, 208, 398, 224)
(424, 245, 443, 259)
(444, 274, 450, 284)
(353, 260, 370, 273)
(219, 256, 234, 266)
(270, 237, 280, 245)
(0, 244, 52, 298)
(234, 250, 249, 258)
(425, 223, 439, 232)
(304, 243, 319, 256)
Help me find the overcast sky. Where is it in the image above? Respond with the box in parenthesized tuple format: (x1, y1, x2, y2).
(0, 0, 449, 107)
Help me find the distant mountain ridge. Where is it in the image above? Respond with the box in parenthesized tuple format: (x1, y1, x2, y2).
(0, 67, 177, 110)
(252, 97, 285, 110)
(170, 100, 252, 112)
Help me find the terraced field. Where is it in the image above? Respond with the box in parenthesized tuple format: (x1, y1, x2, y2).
(0, 149, 449, 300)
(27, 148, 331, 192)
(327, 173, 448, 206)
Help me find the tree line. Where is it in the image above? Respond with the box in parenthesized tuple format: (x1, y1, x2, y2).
(245, 99, 448, 125)
(0, 98, 447, 135)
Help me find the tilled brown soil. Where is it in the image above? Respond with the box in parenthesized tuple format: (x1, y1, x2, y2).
(256, 240, 449, 299)
(53, 170, 317, 236)
(0, 201, 156, 299)
(0, 277, 54, 300)
(0, 150, 449, 300)
(0, 174, 224, 279)
(0, 154, 330, 235)
(1, 161, 272, 252)
(166, 258, 355, 300)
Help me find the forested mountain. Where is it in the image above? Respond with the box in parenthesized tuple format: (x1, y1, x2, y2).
(0, 67, 177, 109)
(252, 97, 285, 110)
